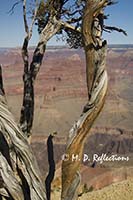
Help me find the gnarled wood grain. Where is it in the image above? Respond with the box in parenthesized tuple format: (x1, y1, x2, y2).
(0, 66, 46, 199)
(61, 1, 108, 199)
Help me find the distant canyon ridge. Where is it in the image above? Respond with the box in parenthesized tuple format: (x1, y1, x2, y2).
(0, 45, 133, 135)
(1, 45, 133, 187)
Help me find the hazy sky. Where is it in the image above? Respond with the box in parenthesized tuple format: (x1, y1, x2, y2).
(0, 0, 132, 47)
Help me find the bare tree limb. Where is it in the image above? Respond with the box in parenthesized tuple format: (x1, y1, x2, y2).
(60, 21, 81, 32)
(21, 0, 39, 71)
(104, 25, 127, 35)
(29, 0, 39, 39)
(8, 0, 22, 15)
(23, 0, 29, 35)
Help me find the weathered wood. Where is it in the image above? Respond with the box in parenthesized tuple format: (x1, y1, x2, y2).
(19, 1, 64, 137)
(0, 66, 46, 199)
(61, 1, 108, 199)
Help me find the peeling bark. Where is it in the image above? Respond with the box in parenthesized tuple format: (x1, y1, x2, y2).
(61, 1, 108, 199)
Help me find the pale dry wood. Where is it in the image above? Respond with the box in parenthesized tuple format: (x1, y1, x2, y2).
(0, 97, 46, 199)
(0, 153, 24, 200)
(0, 66, 46, 199)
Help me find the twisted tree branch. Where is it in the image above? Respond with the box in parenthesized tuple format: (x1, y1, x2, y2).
(61, 1, 108, 199)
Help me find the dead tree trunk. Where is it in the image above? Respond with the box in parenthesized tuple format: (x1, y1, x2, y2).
(19, 0, 81, 138)
(20, 18, 62, 137)
(61, 1, 109, 199)
(0, 66, 46, 199)
(19, 0, 62, 137)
